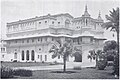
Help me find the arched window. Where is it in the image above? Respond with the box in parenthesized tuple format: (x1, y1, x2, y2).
(31, 50, 35, 61)
(45, 55, 47, 61)
(86, 19, 88, 26)
(26, 50, 29, 60)
(22, 51, 24, 60)
(65, 19, 70, 28)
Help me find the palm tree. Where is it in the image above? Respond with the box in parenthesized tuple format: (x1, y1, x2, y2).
(49, 39, 73, 72)
(103, 7, 119, 77)
(103, 7, 119, 54)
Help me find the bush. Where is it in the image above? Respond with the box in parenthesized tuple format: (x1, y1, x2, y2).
(96, 50, 107, 70)
(1, 66, 14, 78)
(13, 69, 32, 77)
(96, 60, 107, 70)
(113, 53, 119, 76)
(73, 66, 81, 70)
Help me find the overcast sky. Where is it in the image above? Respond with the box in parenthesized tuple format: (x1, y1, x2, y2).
(0, 0, 119, 40)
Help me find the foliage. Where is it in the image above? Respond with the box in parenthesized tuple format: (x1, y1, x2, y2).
(103, 7, 119, 76)
(113, 53, 119, 76)
(103, 40, 117, 52)
(87, 50, 96, 62)
(103, 7, 119, 32)
(106, 50, 116, 61)
(1, 65, 32, 78)
(103, 40, 119, 76)
(1, 65, 14, 78)
(13, 69, 32, 77)
(49, 39, 73, 72)
(96, 50, 107, 70)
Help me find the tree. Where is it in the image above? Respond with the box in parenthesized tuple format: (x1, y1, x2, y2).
(103, 7, 119, 54)
(49, 39, 73, 72)
(103, 40, 117, 61)
(103, 40, 119, 76)
(103, 40, 117, 52)
(87, 50, 96, 62)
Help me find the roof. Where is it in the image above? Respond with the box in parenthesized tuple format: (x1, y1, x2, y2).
(7, 13, 73, 26)
(5, 31, 106, 40)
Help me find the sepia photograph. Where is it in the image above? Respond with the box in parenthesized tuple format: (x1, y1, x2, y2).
(0, 0, 119, 79)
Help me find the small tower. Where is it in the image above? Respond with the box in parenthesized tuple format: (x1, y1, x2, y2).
(82, 5, 90, 17)
(98, 11, 102, 20)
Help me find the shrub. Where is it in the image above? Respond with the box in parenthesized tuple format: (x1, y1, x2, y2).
(96, 60, 107, 70)
(73, 66, 81, 70)
(13, 69, 32, 77)
(96, 50, 107, 70)
(1, 66, 14, 78)
(113, 53, 119, 76)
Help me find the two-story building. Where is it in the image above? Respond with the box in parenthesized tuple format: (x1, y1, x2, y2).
(4, 6, 106, 65)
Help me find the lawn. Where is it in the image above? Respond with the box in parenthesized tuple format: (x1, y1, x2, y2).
(1, 62, 52, 67)
(14, 66, 117, 79)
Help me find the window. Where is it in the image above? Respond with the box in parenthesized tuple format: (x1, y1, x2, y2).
(1, 48, 5, 52)
(38, 38, 39, 41)
(41, 38, 42, 42)
(32, 39, 34, 42)
(15, 40, 17, 43)
(52, 38, 54, 41)
(45, 21, 47, 23)
(38, 55, 39, 59)
(58, 22, 60, 24)
(14, 53, 17, 59)
(27, 39, 29, 43)
(45, 55, 47, 61)
(58, 55, 60, 59)
(22, 40, 24, 43)
(39, 48, 41, 51)
(31, 50, 35, 61)
(45, 37, 47, 41)
(22, 51, 24, 60)
(2, 55, 4, 58)
(26, 50, 29, 60)
(52, 21, 54, 24)
(86, 19, 88, 26)
(40, 55, 42, 61)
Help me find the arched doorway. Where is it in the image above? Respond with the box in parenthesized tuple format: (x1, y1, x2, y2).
(74, 51, 82, 62)
(14, 52, 17, 59)
(26, 50, 29, 61)
(22, 50, 24, 60)
(31, 50, 35, 61)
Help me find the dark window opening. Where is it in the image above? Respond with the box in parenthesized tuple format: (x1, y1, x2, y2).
(27, 40, 29, 43)
(45, 21, 47, 23)
(45, 55, 47, 61)
(32, 39, 34, 42)
(58, 22, 60, 24)
(52, 21, 54, 24)
(31, 50, 35, 61)
(22, 51, 24, 60)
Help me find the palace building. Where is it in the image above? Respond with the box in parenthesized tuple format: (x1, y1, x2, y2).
(4, 6, 106, 64)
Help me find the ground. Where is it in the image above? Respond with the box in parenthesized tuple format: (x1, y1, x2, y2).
(1, 62, 52, 67)
(14, 67, 116, 79)
(1, 62, 118, 79)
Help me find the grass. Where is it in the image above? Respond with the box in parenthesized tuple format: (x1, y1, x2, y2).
(1, 62, 52, 67)
(14, 66, 117, 79)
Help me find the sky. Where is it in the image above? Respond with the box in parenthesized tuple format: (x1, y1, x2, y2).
(0, 0, 119, 41)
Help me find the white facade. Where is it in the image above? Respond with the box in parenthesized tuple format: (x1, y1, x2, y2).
(4, 6, 106, 65)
